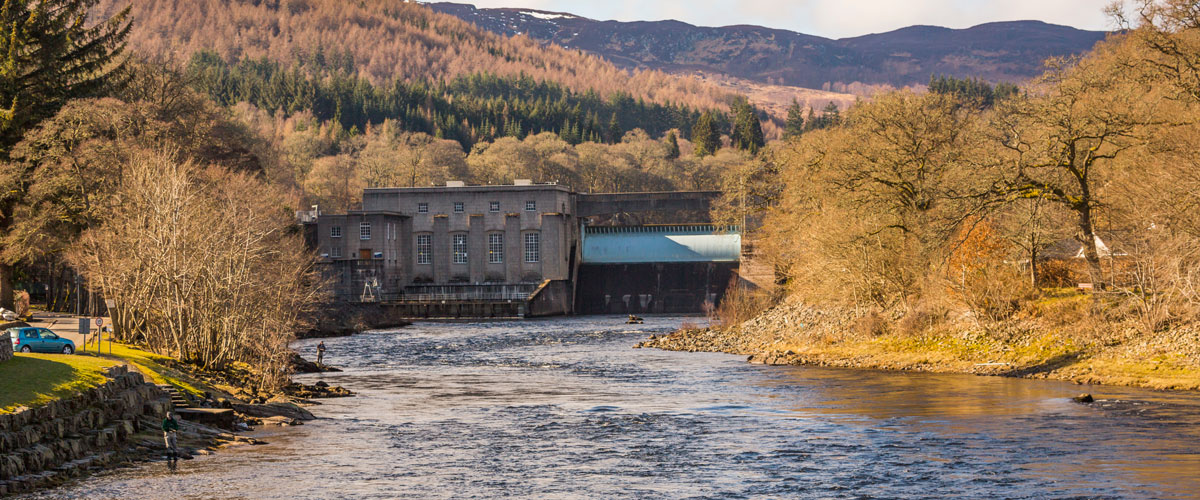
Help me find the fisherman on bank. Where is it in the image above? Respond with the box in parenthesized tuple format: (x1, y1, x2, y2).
(163, 410, 180, 461)
(317, 341, 326, 366)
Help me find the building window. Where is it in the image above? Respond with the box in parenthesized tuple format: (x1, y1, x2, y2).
(489, 201, 500, 213)
(416, 234, 432, 264)
(454, 202, 464, 213)
(330, 226, 342, 238)
(488, 233, 504, 264)
(452, 234, 467, 264)
(418, 202, 429, 214)
(359, 222, 371, 240)
(330, 246, 341, 258)
(524, 232, 540, 263)
(525, 200, 536, 211)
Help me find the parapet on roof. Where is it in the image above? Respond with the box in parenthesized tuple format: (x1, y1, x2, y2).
(364, 179, 570, 195)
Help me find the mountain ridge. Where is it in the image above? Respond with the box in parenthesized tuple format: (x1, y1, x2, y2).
(427, 2, 1109, 89)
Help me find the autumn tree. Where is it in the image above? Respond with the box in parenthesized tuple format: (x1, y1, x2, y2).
(0, 0, 130, 309)
(1112, 0, 1200, 101)
(991, 42, 1164, 288)
(764, 91, 991, 310)
(70, 148, 320, 387)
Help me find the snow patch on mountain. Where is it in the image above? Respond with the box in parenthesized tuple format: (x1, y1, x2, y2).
(521, 11, 574, 21)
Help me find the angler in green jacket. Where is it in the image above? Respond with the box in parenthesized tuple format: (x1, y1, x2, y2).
(163, 411, 180, 461)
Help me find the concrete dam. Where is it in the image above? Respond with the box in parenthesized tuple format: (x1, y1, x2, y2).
(301, 181, 743, 318)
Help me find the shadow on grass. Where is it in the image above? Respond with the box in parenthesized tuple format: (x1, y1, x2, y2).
(1000, 351, 1084, 378)
(0, 356, 85, 410)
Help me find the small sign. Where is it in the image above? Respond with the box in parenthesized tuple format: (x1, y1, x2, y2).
(78, 318, 90, 335)
(95, 317, 104, 327)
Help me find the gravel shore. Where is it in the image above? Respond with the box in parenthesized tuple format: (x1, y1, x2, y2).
(637, 295, 1200, 391)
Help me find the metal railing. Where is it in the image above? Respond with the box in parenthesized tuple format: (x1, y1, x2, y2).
(394, 284, 536, 303)
(393, 291, 531, 302)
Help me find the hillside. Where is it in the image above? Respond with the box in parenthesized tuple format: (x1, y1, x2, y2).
(427, 3, 1109, 89)
(89, 0, 735, 113)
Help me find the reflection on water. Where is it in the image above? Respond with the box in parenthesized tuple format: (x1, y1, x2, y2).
(18, 316, 1200, 499)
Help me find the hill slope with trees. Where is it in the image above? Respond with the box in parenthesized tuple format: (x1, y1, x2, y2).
(429, 3, 1108, 90)
(90, 0, 735, 113)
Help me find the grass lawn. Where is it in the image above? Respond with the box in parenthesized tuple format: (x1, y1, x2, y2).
(0, 353, 118, 413)
(87, 341, 206, 396)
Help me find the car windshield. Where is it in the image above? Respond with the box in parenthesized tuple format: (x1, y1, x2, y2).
(40, 330, 57, 339)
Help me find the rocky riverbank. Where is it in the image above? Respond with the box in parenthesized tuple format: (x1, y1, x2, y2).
(0, 366, 264, 495)
(637, 295, 1200, 391)
(298, 303, 411, 339)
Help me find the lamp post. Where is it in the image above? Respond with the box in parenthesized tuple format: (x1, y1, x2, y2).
(103, 299, 115, 354)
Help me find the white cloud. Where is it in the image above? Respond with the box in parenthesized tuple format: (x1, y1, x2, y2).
(457, 0, 1113, 38)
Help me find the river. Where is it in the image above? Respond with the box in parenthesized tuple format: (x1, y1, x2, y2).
(17, 316, 1200, 499)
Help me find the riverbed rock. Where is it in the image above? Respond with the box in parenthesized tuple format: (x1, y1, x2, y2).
(260, 416, 301, 426)
(288, 351, 342, 374)
(230, 402, 315, 421)
(283, 380, 355, 400)
(1073, 393, 1095, 403)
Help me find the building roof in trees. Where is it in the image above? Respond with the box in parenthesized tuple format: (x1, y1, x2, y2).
(1039, 234, 1129, 260)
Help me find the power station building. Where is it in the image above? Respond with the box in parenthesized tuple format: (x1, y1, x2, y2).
(304, 181, 739, 317)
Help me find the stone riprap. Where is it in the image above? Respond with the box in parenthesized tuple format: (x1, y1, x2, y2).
(0, 332, 11, 363)
(0, 365, 171, 495)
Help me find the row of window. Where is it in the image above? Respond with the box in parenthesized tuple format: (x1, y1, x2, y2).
(330, 223, 376, 240)
(334, 214, 541, 242)
(417, 201, 537, 214)
(328, 233, 540, 263)
(412, 232, 539, 264)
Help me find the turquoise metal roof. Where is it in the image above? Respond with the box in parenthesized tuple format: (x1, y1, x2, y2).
(581, 225, 741, 264)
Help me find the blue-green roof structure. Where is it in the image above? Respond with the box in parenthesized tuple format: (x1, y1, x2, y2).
(581, 225, 741, 264)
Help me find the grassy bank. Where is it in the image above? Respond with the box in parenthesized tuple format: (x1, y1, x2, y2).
(640, 295, 1200, 391)
(0, 353, 118, 413)
(89, 341, 208, 396)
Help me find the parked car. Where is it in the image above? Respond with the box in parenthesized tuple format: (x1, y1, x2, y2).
(6, 327, 75, 354)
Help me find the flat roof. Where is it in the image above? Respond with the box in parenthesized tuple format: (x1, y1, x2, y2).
(365, 184, 571, 194)
(318, 210, 409, 218)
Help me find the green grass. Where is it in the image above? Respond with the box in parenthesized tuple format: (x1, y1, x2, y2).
(0, 353, 118, 413)
(94, 342, 206, 396)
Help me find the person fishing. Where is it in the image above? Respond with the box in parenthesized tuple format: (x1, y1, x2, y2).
(317, 341, 326, 365)
(162, 411, 180, 462)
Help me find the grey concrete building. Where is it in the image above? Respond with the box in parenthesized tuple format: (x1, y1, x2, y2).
(312, 211, 410, 302)
(306, 182, 734, 317)
(312, 181, 579, 307)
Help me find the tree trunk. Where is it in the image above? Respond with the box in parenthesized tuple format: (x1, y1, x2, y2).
(0, 263, 13, 310)
(1029, 246, 1038, 288)
(1078, 206, 1105, 289)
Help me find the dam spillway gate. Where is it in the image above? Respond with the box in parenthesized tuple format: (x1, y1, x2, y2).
(575, 224, 740, 314)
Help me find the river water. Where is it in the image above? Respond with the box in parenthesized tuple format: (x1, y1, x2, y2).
(17, 316, 1200, 499)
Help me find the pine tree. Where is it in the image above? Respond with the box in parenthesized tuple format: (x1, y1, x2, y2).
(730, 100, 764, 154)
(821, 102, 841, 127)
(607, 112, 620, 144)
(0, 0, 131, 309)
(664, 130, 680, 160)
(691, 111, 720, 158)
(784, 98, 805, 139)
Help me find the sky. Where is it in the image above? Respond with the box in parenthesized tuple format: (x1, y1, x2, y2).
(453, 0, 1114, 39)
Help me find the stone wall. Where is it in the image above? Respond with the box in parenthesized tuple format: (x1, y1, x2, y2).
(0, 332, 11, 363)
(0, 366, 171, 495)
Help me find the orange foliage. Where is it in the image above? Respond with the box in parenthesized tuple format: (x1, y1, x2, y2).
(947, 217, 1008, 277)
(91, 0, 735, 113)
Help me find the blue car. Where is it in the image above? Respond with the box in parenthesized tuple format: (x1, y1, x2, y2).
(7, 327, 75, 354)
